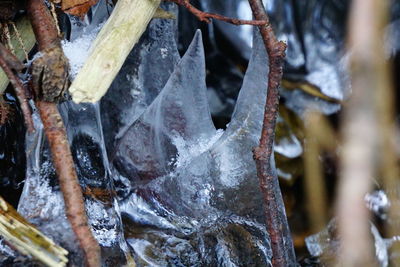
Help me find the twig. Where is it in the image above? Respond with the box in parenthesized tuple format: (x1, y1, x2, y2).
(165, 0, 268, 26)
(27, 1, 100, 266)
(0, 43, 34, 132)
(36, 101, 100, 267)
(247, 0, 293, 266)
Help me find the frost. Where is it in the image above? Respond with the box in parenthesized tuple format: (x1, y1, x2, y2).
(62, 23, 103, 79)
(86, 201, 118, 247)
(172, 129, 224, 168)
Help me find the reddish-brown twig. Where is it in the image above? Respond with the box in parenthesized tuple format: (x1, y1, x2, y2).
(37, 101, 100, 267)
(166, 0, 268, 26)
(27, 1, 100, 266)
(0, 43, 34, 132)
(248, 0, 294, 266)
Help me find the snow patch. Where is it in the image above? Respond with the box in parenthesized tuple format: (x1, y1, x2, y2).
(62, 24, 103, 79)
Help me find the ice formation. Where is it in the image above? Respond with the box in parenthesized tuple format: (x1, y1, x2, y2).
(111, 28, 295, 265)
(101, 2, 180, 154)
(17, 2, 131, 265)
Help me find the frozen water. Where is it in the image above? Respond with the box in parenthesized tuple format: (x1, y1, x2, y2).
(202, 0, 305, 69)
(18, 112, 83, 263)
(201, 0, 253, 60)
(62, 0, 111, 79)
(101, 2, 180, 155)
(62, 23, 103, 79)
(172, 129, 224, 169)
(17, 2, 130, 264)
(18, 103, 130, 265)
(274, 115, 303, 159)
(115, 30, 295, 265)
(113, 30, 215, 186)
(299, 0, 350, 101)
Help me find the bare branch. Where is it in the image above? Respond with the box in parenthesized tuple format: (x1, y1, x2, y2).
(166, 0, 268, 26)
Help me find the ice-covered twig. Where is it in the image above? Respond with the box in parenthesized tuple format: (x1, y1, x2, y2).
(247, 0, 293, 266)
(27, 1, 100, 266)
(68, 0, 161, 103)
(0, 43, 34, 132)
(165, 0, 267, 26)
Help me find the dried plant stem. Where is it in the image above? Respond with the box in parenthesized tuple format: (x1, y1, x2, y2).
(166, 0, 267, 26)
(0, 43, 34, 132)
(0, 16, 36, 95)
(69, 0, 161, 103)
(247, 0, 294, 266)
(27, 0, 100, 266)
(335, 0, 383, 266)
(303, 112, 335, 233)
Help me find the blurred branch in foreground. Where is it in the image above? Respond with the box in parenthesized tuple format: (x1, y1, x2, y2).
(335, 0, 393, 265)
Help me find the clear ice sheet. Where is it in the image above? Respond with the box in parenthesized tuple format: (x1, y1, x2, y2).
(100, 2, 180, 155)
(18, 103, 130, 265)
(113, 30, 216, 190)
(115, 30, 296, 266)
(18, 2, 130, 264)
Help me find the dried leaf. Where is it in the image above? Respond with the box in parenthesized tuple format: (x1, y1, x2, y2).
(61, 0, 99, 17)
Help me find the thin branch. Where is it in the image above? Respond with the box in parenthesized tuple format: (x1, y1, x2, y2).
(247, 0, 293, 266)
(27, 1, 100, 266)
(37, 101, 100, 267)
(0, 43, 34, 132)
(166, 0, 268, 26)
